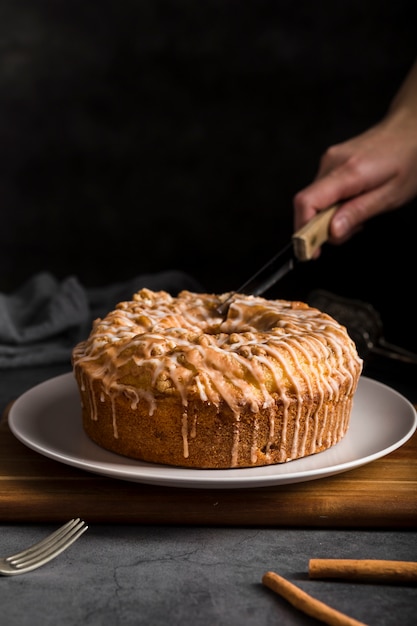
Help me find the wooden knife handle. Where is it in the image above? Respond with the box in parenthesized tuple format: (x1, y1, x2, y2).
(292, 204, 339, 261)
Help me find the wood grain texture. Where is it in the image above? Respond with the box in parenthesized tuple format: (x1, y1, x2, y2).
(1, 404, 416, 526)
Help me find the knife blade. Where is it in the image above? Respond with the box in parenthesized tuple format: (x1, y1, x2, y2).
(218, 204, 338, 315)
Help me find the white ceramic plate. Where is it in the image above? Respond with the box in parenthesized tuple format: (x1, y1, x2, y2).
(8, 373, 417, 489)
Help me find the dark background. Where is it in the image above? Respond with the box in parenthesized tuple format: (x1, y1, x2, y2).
(1, 1, 416, 351)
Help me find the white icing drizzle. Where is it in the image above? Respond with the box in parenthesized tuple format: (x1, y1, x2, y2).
(181, 411, 189, 458)
(72, 289, 363, 466)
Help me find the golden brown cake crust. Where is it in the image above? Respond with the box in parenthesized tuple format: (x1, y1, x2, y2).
(72, 289, 363, 469)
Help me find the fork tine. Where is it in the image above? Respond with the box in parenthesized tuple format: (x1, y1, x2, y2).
(10, 528, 88, 571)
(8, 518, 82, 561)
(7, 519, 88, 573)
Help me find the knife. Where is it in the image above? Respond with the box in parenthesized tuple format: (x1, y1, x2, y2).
(218, 204, 338, 315)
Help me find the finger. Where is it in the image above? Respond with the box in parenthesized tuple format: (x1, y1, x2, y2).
(293, 170, 366, 231)
(329, 185, 396, 242)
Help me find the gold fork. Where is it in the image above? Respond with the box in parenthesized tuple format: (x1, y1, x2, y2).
(0, 518, 88, 576)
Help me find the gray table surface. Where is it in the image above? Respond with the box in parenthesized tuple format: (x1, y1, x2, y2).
(1, 361, 416, 626)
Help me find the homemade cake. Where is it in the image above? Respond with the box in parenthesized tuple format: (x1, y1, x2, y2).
(72, 289, 363, 468)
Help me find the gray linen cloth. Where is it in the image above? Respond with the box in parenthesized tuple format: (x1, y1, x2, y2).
(0, 271, 203, 368)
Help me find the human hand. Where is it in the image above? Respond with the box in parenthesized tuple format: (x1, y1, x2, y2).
(293, 60, 417, 251)
(293, 115, 417, 247)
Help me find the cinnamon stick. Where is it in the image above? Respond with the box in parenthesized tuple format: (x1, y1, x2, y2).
(262, 571, 367, 626)
(309, 559, 417, 585)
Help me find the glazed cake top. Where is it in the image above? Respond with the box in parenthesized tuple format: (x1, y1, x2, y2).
(72, 288, 363, 418)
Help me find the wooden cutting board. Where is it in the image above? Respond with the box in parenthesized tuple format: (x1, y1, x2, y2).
(1, 403, 416, 527)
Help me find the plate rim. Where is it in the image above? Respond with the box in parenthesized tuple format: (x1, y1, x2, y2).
(8, 372, 417, 489)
